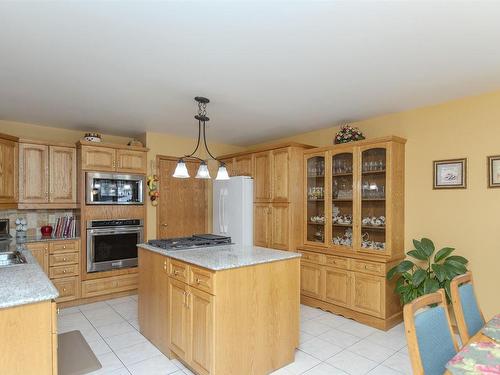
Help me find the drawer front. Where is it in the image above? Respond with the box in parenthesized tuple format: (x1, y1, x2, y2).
(49, 264, 80, 279)
(81, 274, 138, 298)
(49, 252, 79, 267)
(325, 255, 349, 269)
(52, 276, 79, 302)
(351, 260, 385, 276)
(299, 250, 324, 264)
(169, 260, 189, 283)
(49, 240, 80, 254)
(189, 266, 215, 295)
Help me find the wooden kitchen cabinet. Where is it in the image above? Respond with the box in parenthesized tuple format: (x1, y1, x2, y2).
(80, 145, 116, 171)
(79, 142, 148, 173)
(19, 143, 49, 203)
(168, 277, 190, 359)
(0, 135, 18, 207)
(0, 300, 58, 374)
(219, 143, 312, 252)
(270, 203, 290, 250)
(116, 149, 147, 173)
(138, 249, 169, 355)
(234, 154, 253, 177)
(324, 266, 351, 308)
(49, 146, 77, 203)
(253, 151, 272, 202)
(189, 287, 214, 375)
(272, 148, 289, 202)
(19, 142, 77, 207)
(25, 242, 49, 275)
(254, 203, 290, 250)
(300, 261, 324, 300)
(140, 249, 299, 375)
(351, 272, 384, 318)
(253, 203, 271, 247)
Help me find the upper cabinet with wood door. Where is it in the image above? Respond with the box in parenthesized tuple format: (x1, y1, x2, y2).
(19, 141, 77, 208)
(79, 141, 148, 174)
(49, 146, 77, 203)
(218, 142, 314, 251)
(253, 151, 272, 202)
(19, 143, 49, 203)
(0, 134, 19, 207)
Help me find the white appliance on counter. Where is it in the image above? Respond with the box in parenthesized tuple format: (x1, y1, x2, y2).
(212, 176, 253, 246)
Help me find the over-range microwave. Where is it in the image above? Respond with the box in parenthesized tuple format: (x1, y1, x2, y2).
(86, 172, 145, 205)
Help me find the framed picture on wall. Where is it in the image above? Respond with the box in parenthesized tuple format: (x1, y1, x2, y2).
(433, 158, 467, 189)
(488, 155, 500, 188)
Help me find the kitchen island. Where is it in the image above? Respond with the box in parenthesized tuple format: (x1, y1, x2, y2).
(137, 243, 301, 375)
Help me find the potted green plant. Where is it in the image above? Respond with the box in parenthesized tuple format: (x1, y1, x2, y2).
(387, 238, 468, 304)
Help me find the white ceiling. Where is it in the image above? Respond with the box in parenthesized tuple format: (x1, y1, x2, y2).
(1, 1, 500, 146)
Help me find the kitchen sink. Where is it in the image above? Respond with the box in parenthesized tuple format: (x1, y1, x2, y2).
(0, 251, 27, 267)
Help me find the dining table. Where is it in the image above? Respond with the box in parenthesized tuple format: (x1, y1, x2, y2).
(444, 314, 500, 374)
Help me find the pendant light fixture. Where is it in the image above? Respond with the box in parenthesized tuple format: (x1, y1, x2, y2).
(172, 97, 230, 180)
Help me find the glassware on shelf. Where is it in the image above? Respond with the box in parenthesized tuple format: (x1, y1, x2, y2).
(308, 159, 325, 177)
(308, 187, 324, 200)
(332, 227, 353, 247)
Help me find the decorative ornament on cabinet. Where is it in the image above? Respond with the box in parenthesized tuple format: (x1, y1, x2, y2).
(334, 123, 365, 144)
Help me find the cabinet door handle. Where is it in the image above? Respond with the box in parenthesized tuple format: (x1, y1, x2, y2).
(163, 260, 167, 271)
(195, 278, 201, 284)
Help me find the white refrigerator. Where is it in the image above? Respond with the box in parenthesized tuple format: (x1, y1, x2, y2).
(212, 176, 253, 246)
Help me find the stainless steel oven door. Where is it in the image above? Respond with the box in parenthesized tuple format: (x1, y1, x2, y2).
(86, 172, 145, 205)
(87, 225, 143, 272)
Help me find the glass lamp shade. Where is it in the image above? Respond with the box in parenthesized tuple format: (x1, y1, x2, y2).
(195, 162, 211, 179)
(216, 164, 230, 180)
(172, 159, 190, 178)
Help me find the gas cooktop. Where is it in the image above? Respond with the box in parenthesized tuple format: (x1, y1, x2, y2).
(148, 234, 231, 250)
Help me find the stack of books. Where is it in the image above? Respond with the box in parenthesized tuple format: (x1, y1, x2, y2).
(54, 216, 77, 238)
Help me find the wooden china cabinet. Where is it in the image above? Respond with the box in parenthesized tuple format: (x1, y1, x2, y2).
(299, 136, 406, 330)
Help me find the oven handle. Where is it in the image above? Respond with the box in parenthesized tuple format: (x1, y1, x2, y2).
(87, 227, 143, 235)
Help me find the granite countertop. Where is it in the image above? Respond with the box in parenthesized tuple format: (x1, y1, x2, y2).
(14, 234, 80, 244)
(0, 242, 59, 309)
(138, 243, 301, 271)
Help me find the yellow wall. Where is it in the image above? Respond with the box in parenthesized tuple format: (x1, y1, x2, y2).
(143, 132, 244, 240)
(250, 90, 500, 318)
(0, 120, 132, 144)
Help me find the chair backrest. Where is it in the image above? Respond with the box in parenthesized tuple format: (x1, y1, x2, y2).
(450, 271, 485, 343)
(403, 289, 459, 375)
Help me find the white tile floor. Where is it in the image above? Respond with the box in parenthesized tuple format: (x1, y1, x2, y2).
(58, 296, 412, 375)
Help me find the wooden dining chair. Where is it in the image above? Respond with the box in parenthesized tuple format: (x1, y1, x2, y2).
(450, 271, 485, 343)
(403, 289, 459, 375)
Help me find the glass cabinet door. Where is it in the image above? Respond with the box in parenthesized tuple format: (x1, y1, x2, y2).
(331, 152, 354, 250)
(305, 154, 326, 245)
(360, 147, 387, 252)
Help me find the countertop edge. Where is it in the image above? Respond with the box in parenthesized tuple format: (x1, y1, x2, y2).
(137, 243, 301, 271)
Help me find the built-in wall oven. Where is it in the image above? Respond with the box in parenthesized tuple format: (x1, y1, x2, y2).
(86, 172, 144, 205)
(86, 219, 143, 273)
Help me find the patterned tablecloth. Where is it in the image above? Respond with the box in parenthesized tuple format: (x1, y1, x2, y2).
(483, 314, 500, 343)
(446, 341, 500, 374)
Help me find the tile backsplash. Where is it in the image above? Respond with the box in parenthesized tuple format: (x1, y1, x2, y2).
(0, 209, 79, 236)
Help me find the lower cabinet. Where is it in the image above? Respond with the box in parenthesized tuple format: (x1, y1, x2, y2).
(300, 261, 324, 299)
(81, 273, 138, 298)
(0, 300, 58, 374)
(168, 277, 214, 375)
(351, 272, 384, 317)
(25, 242, 49, 274)
(299, 249, 401, 330)
(189, 287, 214, 375)
(324, 266, 351, 308)
(168, 278, 190, 359)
